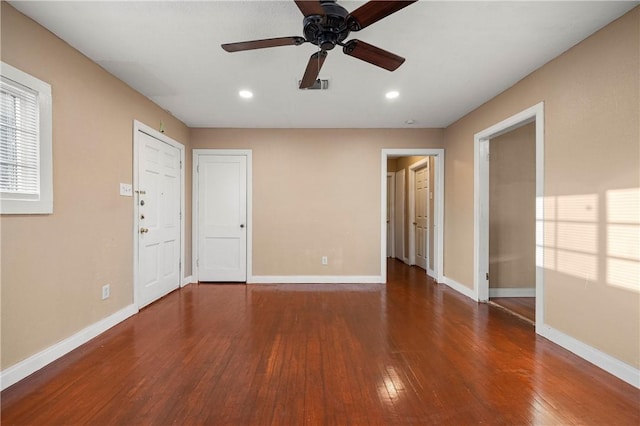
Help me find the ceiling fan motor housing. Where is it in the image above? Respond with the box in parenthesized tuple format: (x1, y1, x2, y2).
(303, 0, 351, 51)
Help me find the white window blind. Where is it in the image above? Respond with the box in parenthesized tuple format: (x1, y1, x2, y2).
(0, 62, 52, 214)
(1, 76, 40, 195)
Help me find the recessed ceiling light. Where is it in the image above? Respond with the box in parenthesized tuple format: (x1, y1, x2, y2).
(405, 119, 415, 125)
(385, 91, 399, 100)
(239, 90, 253, 99)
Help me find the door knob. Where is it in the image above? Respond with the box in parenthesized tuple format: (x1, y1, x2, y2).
(240, 224, 245, 228)
(140, 227, 149, 234)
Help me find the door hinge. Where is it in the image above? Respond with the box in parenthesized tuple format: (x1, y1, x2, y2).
(486, 272, 489, 281)
(197, 165, 199, 173)
(180, 160, 183, 169)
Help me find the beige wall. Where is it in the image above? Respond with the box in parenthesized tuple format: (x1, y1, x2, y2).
(489, 122, 536, 289)
(444, 8, 639, 367)
(191, 129, 443, 276)
(387, 158, 398, 173)
(0, 4, 191, 369)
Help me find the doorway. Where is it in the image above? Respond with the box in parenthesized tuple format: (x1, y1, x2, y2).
(133, 120, 186, 308)
(488, 122, 536, 323)
(381, 149, 444, 284)
(474, 102, 545, 333)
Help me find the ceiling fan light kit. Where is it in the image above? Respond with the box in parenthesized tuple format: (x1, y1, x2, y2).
(221, 0, 418, 89)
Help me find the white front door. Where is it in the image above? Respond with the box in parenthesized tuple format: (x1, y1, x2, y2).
(414, 164, 429, 270)
(197, 155, 247, 282)
(138, 131, 181, 307)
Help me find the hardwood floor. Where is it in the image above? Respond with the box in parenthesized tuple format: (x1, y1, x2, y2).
(491, 297, 536, 323)
(2, 259, 639, 425)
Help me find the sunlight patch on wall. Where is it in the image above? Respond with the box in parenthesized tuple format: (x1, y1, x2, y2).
(606, 188, 639, 293)
(536, 194, 598, 281)
(557, 194, 598, 222)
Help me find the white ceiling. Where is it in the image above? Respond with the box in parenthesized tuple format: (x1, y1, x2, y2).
(9, 1, 638, 128)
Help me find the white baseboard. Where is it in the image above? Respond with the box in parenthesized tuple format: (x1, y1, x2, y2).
(489, 287, 535, 298)
(0, 304, 138, 391)
(249, 275, 384, 284)
(538, 324, 640, 389)
(181, 275, 194, 286)
(442, 276, 477, 301)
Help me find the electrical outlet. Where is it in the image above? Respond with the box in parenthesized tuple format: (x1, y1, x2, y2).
(119, 183, 133, 197)
(322, 256, 328, 265)
(101, 284, 110, 300)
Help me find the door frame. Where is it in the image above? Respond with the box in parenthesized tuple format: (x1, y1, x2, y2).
(132, 120, 186, 309)
(192, 149, 253, 282)
(386, 172, 396, 259)
(408, 158, 430, 272)
(381, 149, 445, 284)
(473, 102, 544, 333)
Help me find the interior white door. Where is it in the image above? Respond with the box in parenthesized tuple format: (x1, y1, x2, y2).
(394, 169, 405, 261)
(414, 164, 429, 270)
(138, 131, 181, 307)
(198, 155, 247, 282)
(387, 174, 392, 257)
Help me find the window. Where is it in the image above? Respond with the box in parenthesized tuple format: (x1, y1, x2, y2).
(1, 62, 52, 214)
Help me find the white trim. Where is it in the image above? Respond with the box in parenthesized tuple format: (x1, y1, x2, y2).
(192, 149, 253, 283)
(0, 62, 53, 214)
(539, 325, 640, 389)
(441, 276, 477, 301)
(381, 149, 445, 284)
(473, 102, 544, 335)
(133, 120, 186, 308)
(182, 275, 194, 287)
(249, 275, 383, 284)
(489, 288, 536, 298)
(0, 304, 138, 391)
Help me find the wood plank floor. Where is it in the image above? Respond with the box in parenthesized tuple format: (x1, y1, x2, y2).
(2, 259, 639, 425)
(491, 297, 536, 323)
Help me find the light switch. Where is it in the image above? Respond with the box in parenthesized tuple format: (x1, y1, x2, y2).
(120, 183, 133, 197)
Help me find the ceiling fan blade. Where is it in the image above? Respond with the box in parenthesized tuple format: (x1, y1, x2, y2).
(343, 40, 405, 71)
(222, 36, 306, 52)
(300, 50, 328, 89)
(294, 0, 324, 17)
(347, 1, 418, 31)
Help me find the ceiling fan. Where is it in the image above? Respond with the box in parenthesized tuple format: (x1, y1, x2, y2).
(221, 0, 418, 89)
